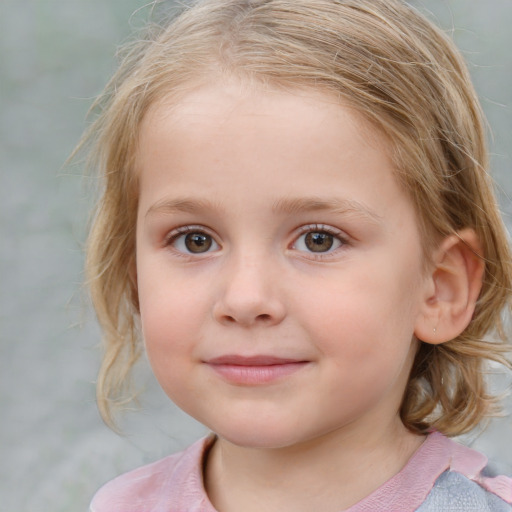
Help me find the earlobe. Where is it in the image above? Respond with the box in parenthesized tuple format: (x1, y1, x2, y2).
(414, 229, 484, 345)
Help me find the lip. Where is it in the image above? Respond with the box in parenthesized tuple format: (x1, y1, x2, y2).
(205, 355, 310, 385)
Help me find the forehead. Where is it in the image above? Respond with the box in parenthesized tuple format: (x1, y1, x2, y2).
(138, 80, 389, 169)
(136, 81, 420, 238)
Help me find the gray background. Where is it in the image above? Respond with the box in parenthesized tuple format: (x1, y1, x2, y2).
(1, 1, 511, 510)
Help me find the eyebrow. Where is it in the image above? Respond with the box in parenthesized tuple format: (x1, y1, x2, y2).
(145, 195, 382, 223)
(272, 197, 383, 223)
(145, 197, 225, 218)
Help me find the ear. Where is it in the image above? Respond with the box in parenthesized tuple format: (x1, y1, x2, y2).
(414, 229, 484, 345)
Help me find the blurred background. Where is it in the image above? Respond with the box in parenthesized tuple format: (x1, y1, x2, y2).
(1, 1, 511, 510)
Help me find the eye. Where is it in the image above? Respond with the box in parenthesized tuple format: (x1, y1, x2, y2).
(168, 228, 220, 254)
(293, 226, 345, 254)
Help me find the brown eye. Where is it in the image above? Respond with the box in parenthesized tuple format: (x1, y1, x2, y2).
(184, 233, 213, 253)
(304, 232, 334, 252)
(293, 227, 344, 255)
(170, 229, 219, 255)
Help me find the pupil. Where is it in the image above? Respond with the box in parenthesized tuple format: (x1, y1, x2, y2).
(305, 232, 333, 252)
(185, 233, 212, 253)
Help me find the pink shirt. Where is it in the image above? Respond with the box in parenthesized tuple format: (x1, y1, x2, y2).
(90, 431, 512, 511)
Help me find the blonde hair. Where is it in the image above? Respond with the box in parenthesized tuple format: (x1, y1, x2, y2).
(80, 0, 512, 433)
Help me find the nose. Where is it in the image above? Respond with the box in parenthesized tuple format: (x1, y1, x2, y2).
(212, 255, 286, 328)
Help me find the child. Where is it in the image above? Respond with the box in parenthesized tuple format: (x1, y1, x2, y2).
(82, 0, 512, 510)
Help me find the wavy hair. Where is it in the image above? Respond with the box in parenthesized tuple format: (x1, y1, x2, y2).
(78, 0, 512, 433)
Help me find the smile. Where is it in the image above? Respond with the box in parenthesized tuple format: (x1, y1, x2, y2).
(205, 355, 310, 385)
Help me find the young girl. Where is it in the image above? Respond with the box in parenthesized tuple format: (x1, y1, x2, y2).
(82, 0, 512, 510)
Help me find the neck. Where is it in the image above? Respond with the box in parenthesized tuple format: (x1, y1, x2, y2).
(205, 418, 425, 512)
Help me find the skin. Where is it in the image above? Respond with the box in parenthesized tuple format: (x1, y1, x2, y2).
(134, 81, 454, 511)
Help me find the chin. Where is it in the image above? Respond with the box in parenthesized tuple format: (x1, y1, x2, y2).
(208, 419, 319, 450)
(218, 431, 299, 449)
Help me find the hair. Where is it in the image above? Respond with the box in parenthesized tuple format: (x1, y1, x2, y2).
(79, 0, 512, 434)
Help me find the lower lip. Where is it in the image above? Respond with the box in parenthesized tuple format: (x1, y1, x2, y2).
(206, 362, 309, 385)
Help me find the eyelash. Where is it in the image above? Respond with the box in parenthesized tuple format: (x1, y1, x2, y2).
(163, 224, 350, 258)
(291, 224, 350, 259)
(164, 225, 220, 257)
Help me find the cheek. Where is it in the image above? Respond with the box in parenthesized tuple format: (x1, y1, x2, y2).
(301, 263, 421, 361)
(137, 269, 205, 364)
(134, 247, 219, 394)
(138, 289, 201, 404)
(140, 291, 200, 347)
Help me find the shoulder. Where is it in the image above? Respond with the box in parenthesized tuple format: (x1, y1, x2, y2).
(417, 471, 512, 511)
(352, 431, 512, 512)
(415, 433, 512, 512)
(89, 436, 216, 512)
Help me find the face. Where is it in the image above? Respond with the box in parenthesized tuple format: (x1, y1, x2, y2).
(135, 81, 430, 449)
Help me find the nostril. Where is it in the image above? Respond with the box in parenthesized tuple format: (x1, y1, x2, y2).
(213, 299, 286, 327)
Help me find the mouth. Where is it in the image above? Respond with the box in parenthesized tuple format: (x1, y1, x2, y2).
(204, 355, 310, 385)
